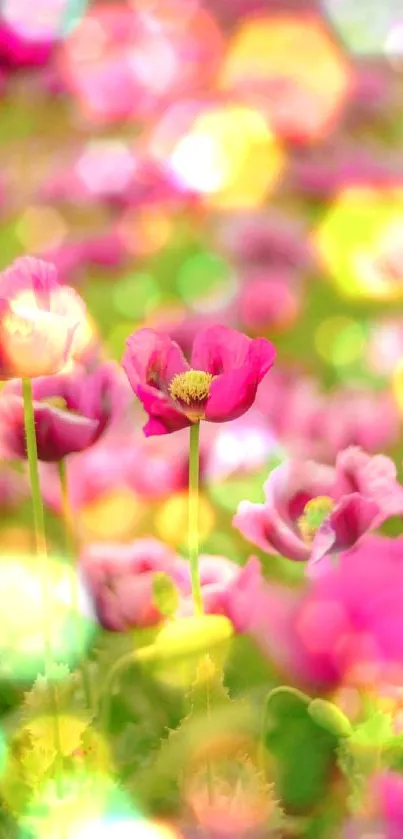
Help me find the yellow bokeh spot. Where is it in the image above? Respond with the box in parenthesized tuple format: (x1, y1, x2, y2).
(16, 205, 68, 253)
(220, 13, 350, 141)
(316, 187, 403, 300)
(155, 491, 215, 547)
(80, 489, 147, 543)
(169, 104, 283, 210)
(392, 358, 403, 415)
(118, 207, 173, 256)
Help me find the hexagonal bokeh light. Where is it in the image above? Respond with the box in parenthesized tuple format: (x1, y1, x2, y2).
(322, 0, 403, 60)
(59, 1, 224, 123)
(219, 12, 351, 143)
(1, 0, 88, 41)
(315, 186, 403, 300)
(148, 99, 283, 210)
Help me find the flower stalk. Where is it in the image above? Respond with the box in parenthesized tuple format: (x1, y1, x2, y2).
(22, 378, 64, 798)
(57, 458, 93, 712)
(189, 421, 203, 615)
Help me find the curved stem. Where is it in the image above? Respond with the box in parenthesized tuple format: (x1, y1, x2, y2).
(57, 459, 93, 713)
(22, 379, 64, 800)
(99, 646, 153, 733)
(189, 422, 203, 615)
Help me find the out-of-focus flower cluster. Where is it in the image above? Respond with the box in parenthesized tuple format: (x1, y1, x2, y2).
(1, 1, 403, 838)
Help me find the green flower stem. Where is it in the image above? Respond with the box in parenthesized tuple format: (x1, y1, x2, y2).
(99, 647, 154, 733)
(189, 421, 203, 615)
(22, 378, 64, 799)
(57, 459, 93, 713)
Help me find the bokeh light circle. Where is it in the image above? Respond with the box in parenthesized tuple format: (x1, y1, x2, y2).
(1, 0, 89, 42)
(149, 99, 283, 210)
(0, 555, 96, 681)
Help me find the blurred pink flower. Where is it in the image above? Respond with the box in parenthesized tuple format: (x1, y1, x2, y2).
(0, 21, 54, 69)
(376, 772, 403, 839)
(59, 3, 223, 125)
(233, 448, 403, 576)
(237, 269, 302, 333)
(80, 538, 180, 631)
(256, 368, 401, 461)
(0, 463, 29, 510)
(344, 772, 403, 839)
(325, 386, 401, 456)
(80, 539, 242, 631)
(0, 361, 129, 462)
(40, 435, 135, 514)
(0, 256, 87, 379)
(173, 554, 241, 617)
(217, 211, 313, 272)
(42, 230, 130, 286)
(287, 141, 403, 200)
(225, 536, 403, 690)
(122, 325, 276, 436)
(346, 59, 398, 126)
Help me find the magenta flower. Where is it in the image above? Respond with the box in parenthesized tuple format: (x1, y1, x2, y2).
(345, 771, 403, 839)
(122, 325, 276, 437)
(0, 256, 87, 379)
(80, 540, 244, 631)
(79, 538, 181, 631)
(227, 536, 403, 690)
(0, 361, 129, 462)
(218, 211, 313, 273)
(233, 447, 403, 576)
(237, 269, 302, 333)
(172, 554, 241, 617)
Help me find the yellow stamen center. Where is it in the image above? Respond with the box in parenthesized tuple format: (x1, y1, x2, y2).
(42, 397, 69, 411)
(298, 496, 334, 544)
(169, 370, 214, 420)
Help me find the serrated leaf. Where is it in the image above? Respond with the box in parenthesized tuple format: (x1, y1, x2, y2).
(349, 710, 394, 749)
(21, 665, 90, 722)
(263, 686, 339, 811)
(25, 713, 92, 758)
(152, 573, 179, 618)
(186, 655, 231, 717)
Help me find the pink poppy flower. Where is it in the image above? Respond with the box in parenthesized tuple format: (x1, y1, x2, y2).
(324, 386, 401, 458)
(237, 269, 302, 333)
(39, 434, 136, 515)
(0, 463, 29, 510)
(226, 536, 403, 690)
(79, 538, 180, 631)
(233, 447, 403, 576)
(344, 772, 403, 839)
(173, 554, 242, 617)
(0, 361, 129, 462)
(80, 540, 243, 631)
(217, 211, 313, 273)
(122, 325, 276, 437)
(286, 141, 402, 201)
(0, 256, 87, 380)
(256, 369, 401, 462)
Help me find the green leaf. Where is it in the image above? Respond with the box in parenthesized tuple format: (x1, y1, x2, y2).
(308, 699, 353, 738)
(263, 687, 339, 812)
(152, 573, 179, 618)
